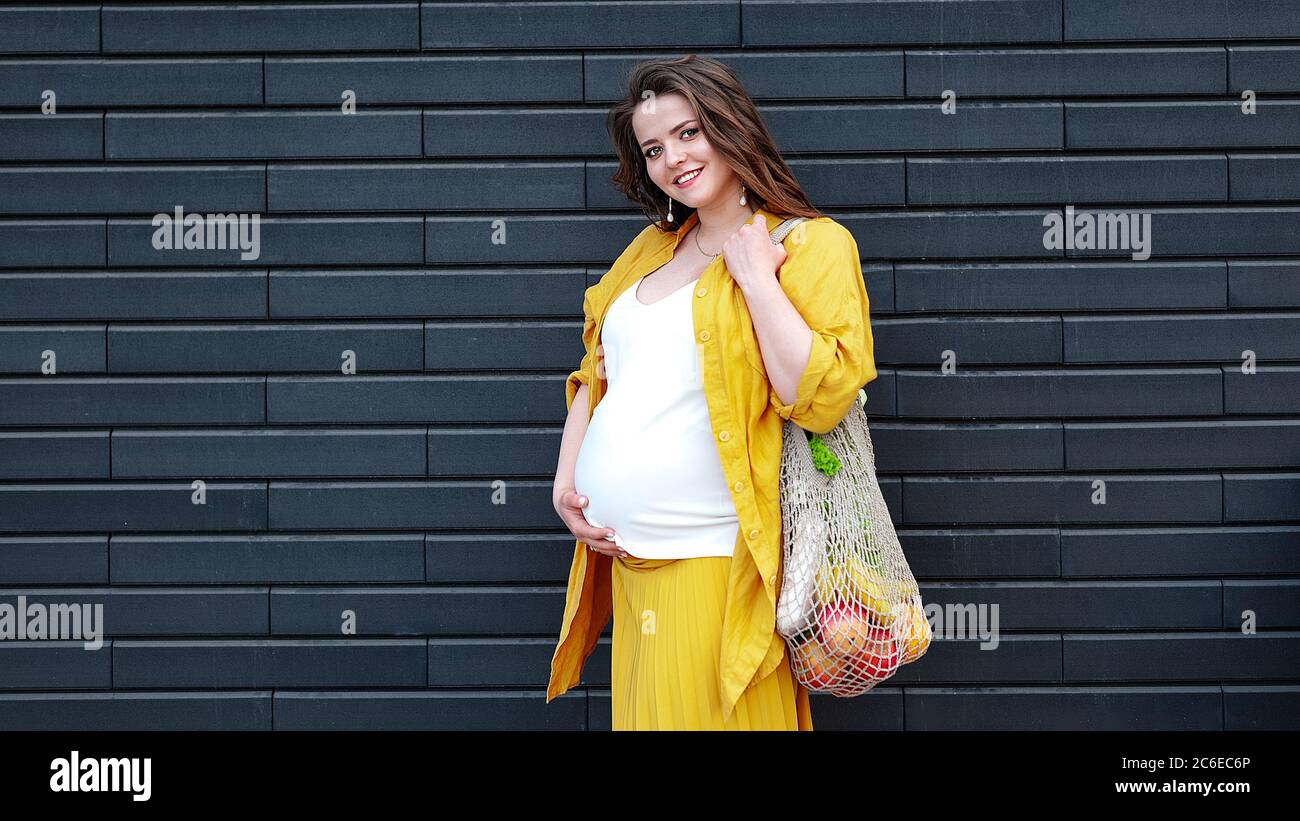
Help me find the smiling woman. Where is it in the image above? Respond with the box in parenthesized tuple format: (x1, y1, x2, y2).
(548, 55, 877, 731)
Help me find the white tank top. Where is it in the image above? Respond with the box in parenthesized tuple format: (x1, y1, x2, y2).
(572, 274, 740, 559)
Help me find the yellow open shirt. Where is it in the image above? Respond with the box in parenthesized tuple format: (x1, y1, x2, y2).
(547, 205, 878, 721)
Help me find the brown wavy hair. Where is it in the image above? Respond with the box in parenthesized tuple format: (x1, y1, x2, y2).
(606, 55, 823, 233)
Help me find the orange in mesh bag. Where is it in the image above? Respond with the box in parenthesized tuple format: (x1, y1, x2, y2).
(775, 390, 931, 695)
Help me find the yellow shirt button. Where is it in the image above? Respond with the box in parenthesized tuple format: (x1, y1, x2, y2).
(699, 330, 710, 342)
(767, 574, 776, 586)
(733, 481, 744, 492)
(696, 286, 707, 297)
(718, 430, 730, 442)
(750, 529, 761, 541)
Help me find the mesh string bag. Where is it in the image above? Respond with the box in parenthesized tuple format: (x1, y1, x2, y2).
(767, 217, 932, 697)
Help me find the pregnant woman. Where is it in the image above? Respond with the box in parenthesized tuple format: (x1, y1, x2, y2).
(547, 55, 877, 730)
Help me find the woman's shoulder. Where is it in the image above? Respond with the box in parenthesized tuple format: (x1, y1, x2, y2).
(783, 214, 859, 264)
(583, 221, 665, 305)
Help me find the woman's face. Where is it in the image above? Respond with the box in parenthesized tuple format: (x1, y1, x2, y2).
(632, 91, 738, 212)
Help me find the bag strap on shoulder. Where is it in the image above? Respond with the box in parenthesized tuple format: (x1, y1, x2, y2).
(768, 216, 806, 244)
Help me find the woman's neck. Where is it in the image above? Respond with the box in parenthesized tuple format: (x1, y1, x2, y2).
(690, 200, 758, 252)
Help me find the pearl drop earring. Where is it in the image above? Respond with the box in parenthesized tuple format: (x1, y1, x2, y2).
(739, 184, 747, 206)
(666, 197, 674, 223)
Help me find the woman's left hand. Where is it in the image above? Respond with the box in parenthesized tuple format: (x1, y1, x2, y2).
(720, 213, 785, 293)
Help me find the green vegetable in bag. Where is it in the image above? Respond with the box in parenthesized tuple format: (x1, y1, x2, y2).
(809, 434, 842, 477)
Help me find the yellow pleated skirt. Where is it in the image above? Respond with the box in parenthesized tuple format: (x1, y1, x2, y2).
(610, 553, 814, 731)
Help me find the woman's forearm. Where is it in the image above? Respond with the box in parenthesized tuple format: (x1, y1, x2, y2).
(553, 382, 591, 505)
(741, 275, 814, 407)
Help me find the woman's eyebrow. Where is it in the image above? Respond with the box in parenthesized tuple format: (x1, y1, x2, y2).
(640, 119, 697, 147)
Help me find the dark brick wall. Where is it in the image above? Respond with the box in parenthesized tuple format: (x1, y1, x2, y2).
(0, 1, 1297, 730)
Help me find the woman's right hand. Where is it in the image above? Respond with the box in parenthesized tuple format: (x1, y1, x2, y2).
(553, 487, 627, 558)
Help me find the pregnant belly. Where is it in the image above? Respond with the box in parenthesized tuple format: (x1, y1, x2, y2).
(572, 406, 733, 555)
